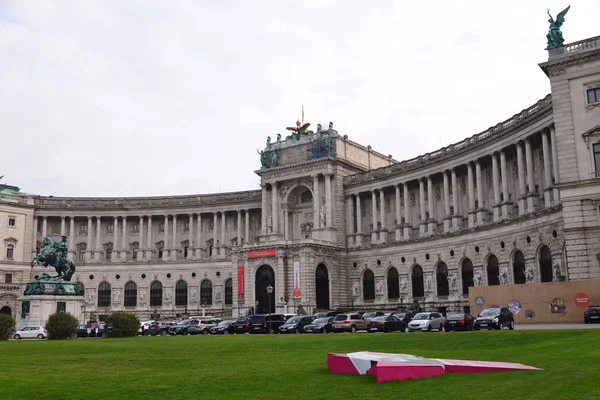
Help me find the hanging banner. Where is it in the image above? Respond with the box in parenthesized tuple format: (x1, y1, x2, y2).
(293, 261, 301, 298)
(237, 266, 245, 300)
(247, 249, 277, 258)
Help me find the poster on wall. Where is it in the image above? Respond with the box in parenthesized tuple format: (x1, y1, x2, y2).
(237, 266, 245, 301)
(293, 261, 301, 298)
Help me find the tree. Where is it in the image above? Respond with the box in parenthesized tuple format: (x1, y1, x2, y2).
(0, 314, 16, 340)
(104, 312, 139, 338)
(46, 312, 79, 340)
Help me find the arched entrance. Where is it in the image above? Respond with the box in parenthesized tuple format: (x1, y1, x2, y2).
(284, 185, 314, 240)
(411, 265, 424, 298)
(539, 246, 553, 282)
(0, 306, 12, 315)
(255, 265, 275, 314)
(513, 251, 526, 284)
(436, 263, 449, 296)
(315, 264, 330, 310)
(461, 258, 474, 295)
(487, 255, 500, 286)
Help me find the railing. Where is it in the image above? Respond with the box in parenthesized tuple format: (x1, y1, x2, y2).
(564, 36, 600, 55)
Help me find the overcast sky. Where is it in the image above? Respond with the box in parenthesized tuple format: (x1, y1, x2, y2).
(1, 1, 599, 197)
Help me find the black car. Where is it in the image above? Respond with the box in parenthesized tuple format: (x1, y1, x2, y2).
(248, 314, 288, 334)
(303, 317, 334, 333)
(394, 311, 417, 326)
(233, 317, 250, 334)
(443, 312, 475, 331)
(314, 311, 338, 318)
(367, 315, 405, 333)
(209, 320, 235, 334)
(584, 305, 600, 323)
(474, 307, 514, 330)
(279, 315, 315, 334)
(148, 321, 177, 336)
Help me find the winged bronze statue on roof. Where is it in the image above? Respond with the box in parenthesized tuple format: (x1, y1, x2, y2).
(286, 119, 311, 140)
(546, 5, 570, 49)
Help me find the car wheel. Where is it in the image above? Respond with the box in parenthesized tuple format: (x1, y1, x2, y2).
(427, 325, 432, 332)
(497, 321, 503, 330)
(71, 333, 78, 339)
(508, 320, 515, 330)
(351, 325, 357, 333)
(13, 334, 20, 340)
(224, 330, 229, 335)
(160, 330, 167, 336)
(203, 329, 209, 335)
(321, 327, 326, 334)
(294, 328, 299, 334)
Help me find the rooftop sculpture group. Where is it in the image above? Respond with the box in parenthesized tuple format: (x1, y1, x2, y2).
(546, 6, 570, 49)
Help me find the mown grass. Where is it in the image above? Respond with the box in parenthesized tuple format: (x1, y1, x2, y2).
(1, 330, 598, 399)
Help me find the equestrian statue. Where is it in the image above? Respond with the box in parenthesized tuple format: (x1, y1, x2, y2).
(31, 236, 76, 281)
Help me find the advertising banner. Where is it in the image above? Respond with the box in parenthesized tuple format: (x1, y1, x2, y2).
(247, 249, 277, 258)
(237, 266, 244, 300)
(293, 261, 301, 298)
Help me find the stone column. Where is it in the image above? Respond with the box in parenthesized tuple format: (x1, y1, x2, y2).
(525, 138, 535, 211)
(443, 171, 451, 232)
(346, 196, 354, 246)
(42, 217, 47, 238)
(542, 131, 552, 207)
(60, 217, 66, 236)
(271, 183, 279, 234)
(426, 176, 436, 235)
(32, 217, 38, 253)
(95, 216, 101, 260)
(355, 194, 363, 245)
(261, 184, 268, 236)
(213, 213, 218, 258)
(188, 214, 194, 259)
(516, 142, 527, 214)
(147, 216, 153, 258)
(475, 161, 483, 208)
(283, 210, 288, 241)
(492, 153, 501, 221)
(138, 216, 145, 260)
(172, 214, 178, 260)
(86, 216, 92, 261)
(121, 216, 127, 261)
(418, 179, 426, 236)
(113, 216, 118, 260)
(324, 173, 333, 228)
(500, 151, 511, 218)
(245, 210, 250, 246)
(163, 215, 170, 260)
(550, 125, 559, 203)
(371, 190, 378, 243)
(403, 183, 411, 239)
(312, 174, 320, 229)
(467, 163, 475, 228)
(68, 217, 75, 260)
(221, 211, 226, 257)
(394, 185, 402, 241)
(237, 210, 242, 246)
(379, 188, 387, 242)
(451, 169, 461, 231)
(196, 214, 203, 259)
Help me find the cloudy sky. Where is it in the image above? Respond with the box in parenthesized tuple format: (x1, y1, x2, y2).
(1, 1, 599, 197)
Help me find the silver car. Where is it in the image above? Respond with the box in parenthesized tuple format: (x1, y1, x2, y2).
(407, 312, 444, 332)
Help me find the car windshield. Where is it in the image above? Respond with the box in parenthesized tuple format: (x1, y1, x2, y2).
(312, 318, 330, 324)
(235, 318, 247, 323)
(413, 313, 430, 320)
(480, 308, 500, 317)
(371, 316, 387, 322)
(177, 320, 190, 325)
(447, 313, 465, 320)
(394, 313, 406, 318)
(218, 321, 231, 326)
(333, 315, 347, 321)
(249, 316, 264, 323)
(286, 317, 301, 324)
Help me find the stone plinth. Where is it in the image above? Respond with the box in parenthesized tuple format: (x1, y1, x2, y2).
(17, 295, 84, 329)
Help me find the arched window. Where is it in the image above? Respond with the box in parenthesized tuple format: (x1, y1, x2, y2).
(461, 259, 474, 295)
(98, 282, 111, 307)
(436, 263, 449, 296)
(201, 280, 213, 305)
(513, 251, 526, 284)
(76, 282, 85, 297)
(175, 280, 188, 306)
(387, 267, 399, 299)
(362, 270, 375, 300)
(124, 281, 137, 307)
(150, 281, 163, 307)
(224, 278, 233, 305)
(539, 246, 553, 283)
(487, 255, 500, 286)
(411, 265, 424, 298)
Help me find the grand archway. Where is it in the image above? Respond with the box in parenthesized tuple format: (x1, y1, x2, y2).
(539, 246, 553, 282)
(284, 185, 314, 240)
(315, 264, 330, 310)
(255, 265, 275, 314)
(0, 306, 12, 315)
(487, 255, 500, 286)
(513, 251, 526, 284)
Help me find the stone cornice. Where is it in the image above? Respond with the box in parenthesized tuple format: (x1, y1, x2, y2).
(540, 36, 600, 77)
(255, 157, 368, 181)
(344, 95, 553, 189)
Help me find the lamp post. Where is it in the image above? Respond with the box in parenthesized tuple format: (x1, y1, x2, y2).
(266, 285, 273, 333)
(80, 303, 86, 326)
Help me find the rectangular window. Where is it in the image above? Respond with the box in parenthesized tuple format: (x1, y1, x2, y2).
(107, 224, 114, 234)
(5, 273, 12, 284)
(587, 88, 600, 104)
(57, 302, 66, 313)
(6, 245, 14, 260)
(8, 217, 16, 227)
(158, 223, 165, 233)
(132, 224, 139, 234)
(79, 224, 88, 234)
(594, 143, 600, 174)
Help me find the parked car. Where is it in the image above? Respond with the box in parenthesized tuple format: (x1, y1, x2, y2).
(188, 319, 219, 335)
(407, 312, 444, 332)
(367, 315, 405, 333)
(332, 313, 368, 333)
(303, 317, 334, 333)
(584, 305, 600, 323)
(474, 307, 514, 330)
(314, 311, 337, 318)
(233, 317, 251, 334)
(443, 312, 474, 331)
(169, 319, 201, 335)
(209, 320, 236, 334)
(148, 321, 177, 336)
(278, 315, 315, 334)
(138, 320, 154, 335)
(13, 326, 47, 340)
(362, 311, 385, 321)
(248, 314, 288, 334)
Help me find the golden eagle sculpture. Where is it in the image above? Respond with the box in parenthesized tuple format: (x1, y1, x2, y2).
(286, 119, 311, 135)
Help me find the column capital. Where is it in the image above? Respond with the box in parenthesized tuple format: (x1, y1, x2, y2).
(311, 173, 320, 179)
(323, 172, 333, 177)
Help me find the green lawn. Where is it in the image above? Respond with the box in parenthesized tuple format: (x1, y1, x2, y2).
(1, 330, 598, 399)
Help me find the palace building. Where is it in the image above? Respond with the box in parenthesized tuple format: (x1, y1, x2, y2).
(1, 33, 600, 322)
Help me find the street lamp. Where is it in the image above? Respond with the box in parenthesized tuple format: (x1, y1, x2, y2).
(80, 303, 86, 325)
(266, 285, 273, 333)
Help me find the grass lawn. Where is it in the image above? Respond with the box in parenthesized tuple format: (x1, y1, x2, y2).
(1, 329, 599, 399)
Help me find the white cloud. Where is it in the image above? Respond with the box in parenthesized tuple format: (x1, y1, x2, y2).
(1, 0, 598, 196)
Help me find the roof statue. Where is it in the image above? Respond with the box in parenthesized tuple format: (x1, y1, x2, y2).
(286, 119, 311, 135)
(546, 6, 570, 49)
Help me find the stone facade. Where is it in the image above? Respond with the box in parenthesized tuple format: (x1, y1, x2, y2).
(2, 35, 600, 322)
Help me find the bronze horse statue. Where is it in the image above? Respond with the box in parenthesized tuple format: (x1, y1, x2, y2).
(31, 236, 76, 281)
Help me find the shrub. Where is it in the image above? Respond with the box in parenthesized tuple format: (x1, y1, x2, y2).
(105, 312, 139, 338)
(0, 314, 16, 340)
(46, 312, 79, 340)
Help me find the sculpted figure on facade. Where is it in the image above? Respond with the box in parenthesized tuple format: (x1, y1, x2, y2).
(448, 273, 457, 293)
(319, 207, 325, 227)
(165, 289, 172, 304)
(474, 270, 483, 286)
(267, 216, 273, 233)
(351, 281, 359, 298)
(399, 277, 407, 294)
(424, 275, 432, 293)
(375, 280, 383, 296)
(215, 287, 222, 303)
(552, 260, 563, 281)
(499, 267, 509, 285)
(526, 264, 535, 283)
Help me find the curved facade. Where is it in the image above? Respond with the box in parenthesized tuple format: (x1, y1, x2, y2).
(2, 35, 600, 322)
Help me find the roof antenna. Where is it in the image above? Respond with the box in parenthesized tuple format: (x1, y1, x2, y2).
(302, 106, 304, 124)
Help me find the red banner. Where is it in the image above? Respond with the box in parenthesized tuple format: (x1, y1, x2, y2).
(237, 266, 244, 296)
(247, 248, 277, 258)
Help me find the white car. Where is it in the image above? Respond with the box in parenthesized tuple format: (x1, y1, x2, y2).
(407, 312, 444, 332)
(138, 320, 155, 334)
(14, 326, 47, 339)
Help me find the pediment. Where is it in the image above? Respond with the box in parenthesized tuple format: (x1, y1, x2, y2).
(4, 237, 18, 243)
(582, 125, 600, 148)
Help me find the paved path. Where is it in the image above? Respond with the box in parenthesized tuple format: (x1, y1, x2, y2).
(515, 323, 600, 330)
